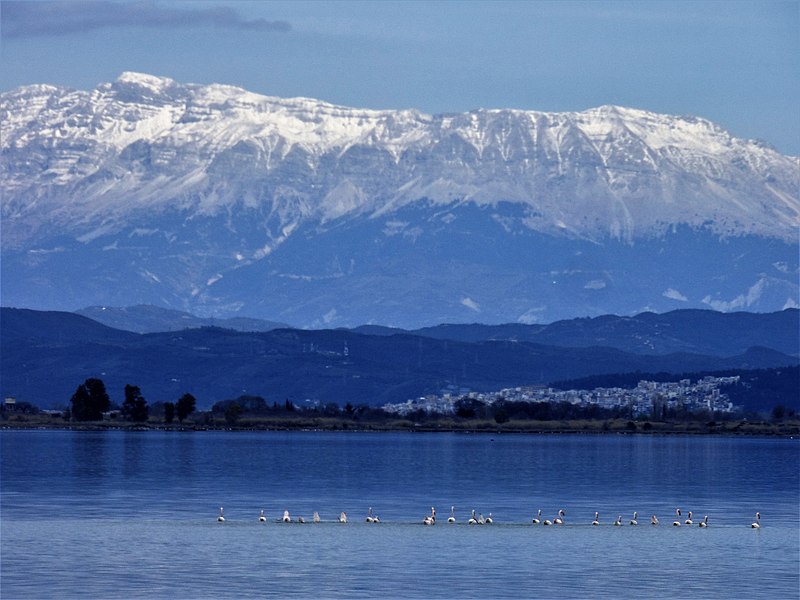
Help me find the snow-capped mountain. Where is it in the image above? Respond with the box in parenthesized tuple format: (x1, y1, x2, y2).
(1, 72, 798, 327)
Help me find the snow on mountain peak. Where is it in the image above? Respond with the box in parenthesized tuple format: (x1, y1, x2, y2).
(1, 72, 798, 248)
(116, 71, 176, 90)
(1, 73, 798, 327)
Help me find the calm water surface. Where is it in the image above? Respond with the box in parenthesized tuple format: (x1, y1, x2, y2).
(2, 431, 798, 599)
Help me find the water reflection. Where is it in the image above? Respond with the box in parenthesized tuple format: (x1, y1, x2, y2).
(1, 431, 798, 599)
(71, 431, 110, 480)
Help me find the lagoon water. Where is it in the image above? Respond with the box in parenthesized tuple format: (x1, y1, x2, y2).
(2, 430, 798, 599)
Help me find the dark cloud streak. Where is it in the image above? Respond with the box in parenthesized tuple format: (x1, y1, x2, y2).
(1, 1, 291, 38)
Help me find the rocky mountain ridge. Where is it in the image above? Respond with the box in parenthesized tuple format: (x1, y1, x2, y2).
(1, 73, 797, 326)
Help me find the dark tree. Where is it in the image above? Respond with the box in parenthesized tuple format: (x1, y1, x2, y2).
(121, 384, 149, 422)
(323, 402, 341, 417)
(164, 402, 175, 424)
(70, 378, 111, 421)
(224, 402, 242, 425)
(176, 393, 196, 423)
(235, 395, 267, 413)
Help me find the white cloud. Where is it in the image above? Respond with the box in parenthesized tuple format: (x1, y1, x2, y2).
(460, 297, 481, 312)
(323, 308, 338, 324)
(702, 278, 766, 312)
(584, 279, 606, 290)
(663, 288, 688, 302)
(783, 297, 799, 309)
(517, 306, 546, 324)
(2, 1, 291, 38)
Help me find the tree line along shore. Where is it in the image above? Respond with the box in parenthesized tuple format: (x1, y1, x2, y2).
(2, 377, 797, 436)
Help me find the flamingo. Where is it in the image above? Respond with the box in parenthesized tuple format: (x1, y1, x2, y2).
(554, 509, 565, 525)
(259, 509, 266, 523)
(532, 509, 541, 525)
(629, 512, 638, 526)
(485, 512, 494, 524)
(282, 510, 291, 523)
(339, 511, 348, 523)
(366, 507, 376, 523)
(651, 515, 659, 525)
(673, 508, 682, 526)
(313, 511, 321, 523)
(685, 511, 693, 525)
(468, 510, 478, 525)
(613, 515, 623, 526)
(448, 506, 456, 523)
(592, 512, 600, 526)
(423, 506, 436, 526)
(751, 512, 761, 528)
(217, 507, 225, 522)
(298, 516, 306, 523)
(699, 515, 709, 528)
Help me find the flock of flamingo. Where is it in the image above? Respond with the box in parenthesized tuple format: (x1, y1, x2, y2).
(217, 506, 763, 528)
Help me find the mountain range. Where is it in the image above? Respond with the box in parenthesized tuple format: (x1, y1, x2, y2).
(75, 304, 287, 333)
(1, 72, 798, 327)
(1, 307, 796, 410)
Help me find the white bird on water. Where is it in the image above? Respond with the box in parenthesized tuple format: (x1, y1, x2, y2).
(651, 515, 659, 526)
(423, 507, 436, 525)
(468, 510, 478, 525)
(699, 515, 709, 528)
(282, 510, 291, 523)
(751, 512, 761, 529)
(673, 508, 682, 526)
(485, 512, 494, 524)
(684, 511, 693, 525)
(313, 511, 321, 523)
(532, 510, 541, 525)
(259, 509, 266, 523)
(217, 507, 225, 522)
(613, 515, 623, 526)
(339, 511, 348, 523)
(629, 512, 638, 526)
(554, 509, 565, 525)
(448, 506, 456, 523)
(366, 507, 377, 523)
(592, 512, 600, 526)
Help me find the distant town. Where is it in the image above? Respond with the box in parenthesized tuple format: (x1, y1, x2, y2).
(384, 376, 741, 418)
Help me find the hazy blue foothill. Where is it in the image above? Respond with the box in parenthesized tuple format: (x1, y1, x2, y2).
(1, 306, 796, 411)
(75, 304, 289, 334)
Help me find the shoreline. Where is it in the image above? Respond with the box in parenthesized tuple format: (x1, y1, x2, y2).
(2, 416, 798, 437)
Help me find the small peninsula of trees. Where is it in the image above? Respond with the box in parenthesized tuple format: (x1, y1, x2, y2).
(63, 378, 195, 424)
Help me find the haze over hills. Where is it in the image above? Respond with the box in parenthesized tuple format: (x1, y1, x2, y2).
(76, 304, 800, 357)
(75, 305, 287, 334)
(1, 73, 798, 328)
(355, 308, 800, 357)
(1, 307, 796, 410)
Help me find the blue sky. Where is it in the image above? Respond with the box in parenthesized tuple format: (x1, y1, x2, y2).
(2, 0, 798, 154)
